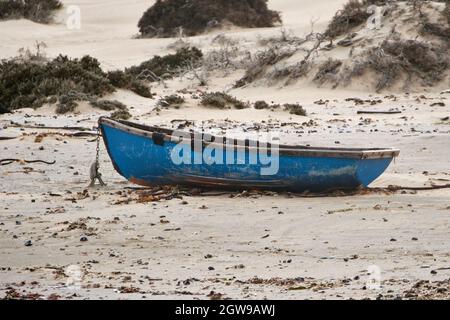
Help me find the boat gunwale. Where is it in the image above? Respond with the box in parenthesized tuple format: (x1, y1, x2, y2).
(99, 117, 400, 160)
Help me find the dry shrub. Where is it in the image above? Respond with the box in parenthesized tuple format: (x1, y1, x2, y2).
(0, 54, 114, 114)
(313, 59, 343, 85)
(234, 46, 296, 87)
(421, 22, 450, 41)
(138, 0, 281, 38)
(283, 104, 307, 116)
(325, 0, 371, 39)
(264, 60, 312, 86)
(125, 47, 203, 80)
(203, 41, 247, 74)
(253, 100, 280, 110)
(0, 0, 62, 23)
(286, 61, 312, 79)
(0, 50, 150, 114)
(254, 100, 270, 110)
(419, 1, 450, 42)
(111, 109, 132, 120)
(106, 48, 203, 98)
(349, 38, 449, 91)
(90, 99, 128, 111)
(253, 100, 305, 115)
(107, 70, 153, 98)
(90, 100, 130, 120)
(158, 94, 185, 108)
(200, 92, 249, 109)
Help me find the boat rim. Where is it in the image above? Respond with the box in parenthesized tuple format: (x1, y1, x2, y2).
(99, 117, 400, 160)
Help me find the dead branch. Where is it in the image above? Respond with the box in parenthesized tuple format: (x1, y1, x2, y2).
(1, 159, 56, 166)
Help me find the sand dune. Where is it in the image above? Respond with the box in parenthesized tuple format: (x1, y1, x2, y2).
(0, 0, 347, 68)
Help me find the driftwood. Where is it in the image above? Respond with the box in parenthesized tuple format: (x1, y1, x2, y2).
(0, 136, 18, 141)
(357, 110, 402, 115)
(7, 122, 93, 131)
(0, 159, 56, 166)
(121, 183, 450, 202)
(385, 184, 450, 191)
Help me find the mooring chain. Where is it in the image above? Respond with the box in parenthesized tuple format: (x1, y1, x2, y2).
(89, 126, 106, 187)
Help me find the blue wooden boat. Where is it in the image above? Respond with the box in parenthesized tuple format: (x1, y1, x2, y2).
(99, 117, 399, 192)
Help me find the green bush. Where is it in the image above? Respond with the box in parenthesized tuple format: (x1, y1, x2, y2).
(0, 0, 63, 24)
(138, 0, 281, 37)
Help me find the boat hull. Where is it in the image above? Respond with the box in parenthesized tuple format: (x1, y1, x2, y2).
(99, 118, 398, 192)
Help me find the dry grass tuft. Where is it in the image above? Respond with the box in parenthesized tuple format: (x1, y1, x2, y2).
(283, 103, 307, 116)
(200, 92, 249, 109)
(158, 95, 185, 108)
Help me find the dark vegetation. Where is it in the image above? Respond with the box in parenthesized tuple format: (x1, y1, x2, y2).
(90, 99, 128, 112)
(254, 100, 277, 110)
(283, 103, 307, 116)
(326, 0, 450, 90)
(0, 53, 117, 114)
(325, 0, 372, 39)
(200, 92, 249, 109)
(138, 0, 281, 37)
(0, 47, 203, 114)
(106, 48, 202, 98)
(125, 47, 203, 80)
(111, 109, 132, 120)
(0, 0, 62, 24)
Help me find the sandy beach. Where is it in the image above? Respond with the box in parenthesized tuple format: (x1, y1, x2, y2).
(1, 0, 450, 300)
